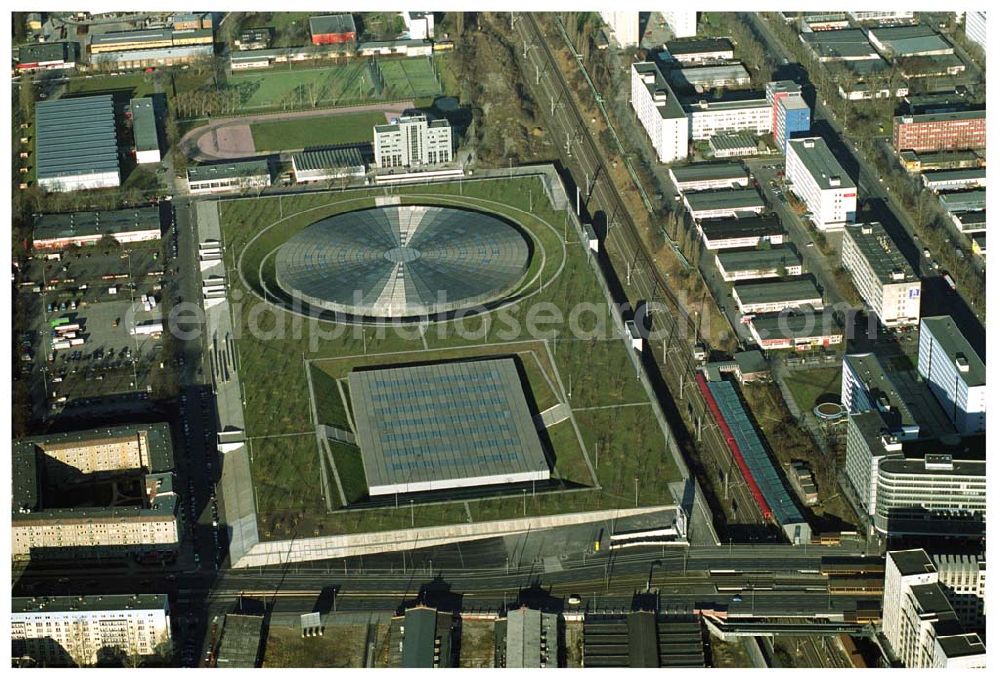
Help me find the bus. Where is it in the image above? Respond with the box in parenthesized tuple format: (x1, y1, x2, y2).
(49, 317, 69, 328)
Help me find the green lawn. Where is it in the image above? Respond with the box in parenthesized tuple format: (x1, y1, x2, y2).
(219, 177, 682, 537)
(250, 433, 333, 539)
(64, 73, 156, 97)
(783, 367, 843, 413)
(329, 441, 368, 505)
(250, 110, 386, 152)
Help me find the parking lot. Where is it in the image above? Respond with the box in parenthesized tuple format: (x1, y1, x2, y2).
(17, 203, 185, 413)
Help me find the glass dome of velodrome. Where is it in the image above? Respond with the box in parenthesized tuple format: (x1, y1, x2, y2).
(274, 205, 531, 318)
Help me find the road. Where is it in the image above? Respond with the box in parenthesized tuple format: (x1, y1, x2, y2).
(746, 13, 985, 353)
(514, 15, 769, 533)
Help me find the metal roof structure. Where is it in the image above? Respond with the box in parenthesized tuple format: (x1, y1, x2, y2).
(34, 207, 162, 243)
(670, 63, 751, 88)
(715, 244, 801, 272)
(939, 190, 986, 213)
(920, 316, 985, 388)
(750, 309, 843, 341)
(349, 358, 549, 495)
(787, 137, 856, 191)
(922, 168, 986, 184)
(669, 161, 746, 185)
(699, 215, 784, 240)
(869, 25, 952, 56)
(583, 613, 705, 668)
(275, 206, 530, 318)
(309, 14, 357, 37)
(291, 146, 366, 172)
(733, 277, 823, 306)
(684, 189, 765, 213)
(704, 378, 806, 528)
(187, 159, 271, 182)
(130, 98, 158, 153)
(395, 606, 453, 668)
(92, 44, 214, 65)
(91, 28, 173, 46)
(34, 96, 120, 184)
(802, 29, 879, 60)
(843, 222, 917, 284)
(216, 614, 265, 668)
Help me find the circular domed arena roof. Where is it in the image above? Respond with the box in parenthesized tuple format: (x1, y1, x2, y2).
(274, 205, 531, 319)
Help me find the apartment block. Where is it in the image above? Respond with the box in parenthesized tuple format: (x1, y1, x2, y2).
(917, 316, 986, 434)
(933, 553, 985, 632)
(631, 62, 688, 162)
(662, 11, 697, 38)
(841, 223, 921, 328)
(775, 94, 811, 151)
(12, 594, 171, 667)
(785, 137, 857, 231)
(892, 111, 986, 153)
(685, 97, 771, 141)
(601, 11, 639, 47)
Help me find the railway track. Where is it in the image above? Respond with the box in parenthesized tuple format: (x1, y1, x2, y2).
(516, 13, 765, 529)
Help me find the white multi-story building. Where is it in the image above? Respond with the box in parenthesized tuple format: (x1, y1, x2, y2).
(964, 11, 986, 52)
(917, 316, 986, 434)
(933, 553, 985, 632)
(785, 137, 857, 231)
(874, 455, 986, 537)
(669, 161, 747, 192)
(662, 11, 697, 38)
(844, 411, 903, 519)
(12, 595, 172, 667)
(685, 97, 772, 141)
(600, 11, 639, 48)
(883, 550, 985, 668)
(841, 223, 921, 328)
(848, 11, 915, 23)
(402, 11, 434, 40)
(373, 115, 453, 169)
(631, 62, 688, 163)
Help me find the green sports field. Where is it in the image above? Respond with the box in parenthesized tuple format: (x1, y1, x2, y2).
(227, 57, 441, 111)
(219, 178, 682, 538)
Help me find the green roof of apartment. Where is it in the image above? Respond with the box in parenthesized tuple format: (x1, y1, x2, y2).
(130, 97, 158, 152)
(187, 159, 270, 182)
(633, 61, 685, 120)
(401, 607, 443, 667)
(33, 206, 162, 243)
(309, 14, 356, 36)
(34, 95, 120, 182)
(685, 189, 765, 212)
(292, 146, 366, 171)
(13, 423, 174, 475)
(733, 277, 822, 306)
(12, 594, 169, 614)
(921, 316, 985, 387)
(843, 222, 917, 283)
(670, 162, 746, 183)
(716, 244, 801, 272)
(787, 137, 856, 190)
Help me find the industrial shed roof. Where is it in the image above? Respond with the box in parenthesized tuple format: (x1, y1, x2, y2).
(33, 206, 162, 242)
(34, 96, 120, 183)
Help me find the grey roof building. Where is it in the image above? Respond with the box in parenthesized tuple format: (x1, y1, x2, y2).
(583, 613, 706, 667)
(939, 190, 986, 214)
(732, 276, 823, 314)
(715, 245, 802, 280)
(34, 95, 121, 192)
(291, 145, 367, 182)
(801, 29, 879, 61)
(669, 63, 751, 89)
(868, 25, 954, 57)
(683, 188, 766, 219)
(349, 358, 550, 496)
(187, 159, 272, 194)
(699, 215, 785, 249)
(496, 607, 560, 668)
(669, 161, 747, 191)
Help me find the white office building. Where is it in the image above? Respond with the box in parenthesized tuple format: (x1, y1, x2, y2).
(964, 11, 986, 52)
(785, 137, 857, 231)
(12, 594, 172, 667)
(841, 223, 921, 328)
(600, 11, 639, 48)
(933, 553, 985, 632)
(685, 97, 772, 141)
(848, 11, 915, 23)
(663, 11, 698, 38)
(883, 550, 985, 668)
(631, 62, 688, 163)
(874, 454, 985, 537)
(917, 316, 986, 434)
(373, 115, 453, 169)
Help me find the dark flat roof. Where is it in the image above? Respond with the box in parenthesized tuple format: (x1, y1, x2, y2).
(733, 277, 822, 305)
(13, 594, 168, 614)
(665, 38, 734, 55)
(889, 548, 935, 576)
(670, 162, 746, 184)
(187, 159, 271, 182)
(34, 206, 161, 242)
(700, 215, 784, 240)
